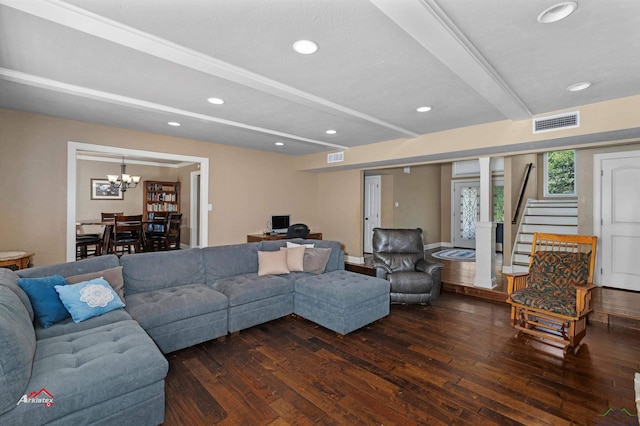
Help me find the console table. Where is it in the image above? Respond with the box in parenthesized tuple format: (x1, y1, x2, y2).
(0, 251, 34, 270)
(247, 232, 323, 243)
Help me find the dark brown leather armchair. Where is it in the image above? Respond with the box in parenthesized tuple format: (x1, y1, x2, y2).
(372, 228, 443, 304)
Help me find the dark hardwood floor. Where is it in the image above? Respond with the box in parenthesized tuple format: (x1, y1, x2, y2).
(162, 293, 640, 425)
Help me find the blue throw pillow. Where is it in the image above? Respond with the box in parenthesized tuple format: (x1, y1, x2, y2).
(17, 274, 69, 328)
(55, 278, 125, 323)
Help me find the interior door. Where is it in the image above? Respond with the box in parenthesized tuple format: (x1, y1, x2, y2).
(600, 155, 640, 291)
(363, 176, 381, 253)
(453, 181, 479, 248)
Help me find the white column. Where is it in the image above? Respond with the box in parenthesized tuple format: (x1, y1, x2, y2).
(474, 157, 496, 289)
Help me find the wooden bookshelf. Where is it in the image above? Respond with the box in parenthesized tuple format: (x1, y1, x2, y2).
(143, 180, 180, 219)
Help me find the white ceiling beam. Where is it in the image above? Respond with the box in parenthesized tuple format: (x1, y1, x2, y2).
(0, 67, 349, 150)
(0, 0, 419, 138)
(371, 0, 532, 121)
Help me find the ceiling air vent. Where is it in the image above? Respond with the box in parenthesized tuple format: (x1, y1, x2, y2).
(327, 151, 344, 163)
(533, 111, 579, 133)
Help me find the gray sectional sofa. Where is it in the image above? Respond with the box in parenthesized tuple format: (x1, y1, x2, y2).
(0, 238, 389, 425)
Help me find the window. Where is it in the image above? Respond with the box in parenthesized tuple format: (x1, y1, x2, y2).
(544, 150, 576, 197)
(493, 184, 504, 222)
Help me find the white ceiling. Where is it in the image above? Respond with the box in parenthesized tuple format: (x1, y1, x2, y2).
(1, 0, 639, 157)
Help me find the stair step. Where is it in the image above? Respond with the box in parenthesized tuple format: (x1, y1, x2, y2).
(522, 215, 578, 225)
(525, 207, 577, 216)
(521, 224, 578, 234)
(527, 200, 577, 206)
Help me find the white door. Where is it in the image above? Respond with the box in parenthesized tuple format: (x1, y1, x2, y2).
(453, 181, 480, 248)
(363, 176, 381, 253)
(600, 155, 640, 291)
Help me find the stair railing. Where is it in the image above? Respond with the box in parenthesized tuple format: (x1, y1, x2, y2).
(512, 163, 534, 224)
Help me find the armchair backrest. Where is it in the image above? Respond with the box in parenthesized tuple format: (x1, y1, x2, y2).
(526, 233, 597, 294)
(372, 228, 425, 272)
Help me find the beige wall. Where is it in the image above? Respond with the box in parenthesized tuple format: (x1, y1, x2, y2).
(76, 160, 179, 220)
(376, 165, 441, 244)
(439, 163, 452, 243)
(316, 169, 362, 257)
(0, 109, 319, 266)
(380, 174, 394, 228)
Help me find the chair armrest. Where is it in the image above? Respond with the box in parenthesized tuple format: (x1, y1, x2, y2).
(372, 262, 392, 279)
(574, 283, 595, 316)
(415, 258, 443, 275)
(504, 272, 529, 294)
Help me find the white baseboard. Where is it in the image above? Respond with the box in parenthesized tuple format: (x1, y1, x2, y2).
(346, 255, 365, 265)
(424, 241, 452, 251)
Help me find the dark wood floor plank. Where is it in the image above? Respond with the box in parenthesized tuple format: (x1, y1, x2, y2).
(162, 292, 639, 425)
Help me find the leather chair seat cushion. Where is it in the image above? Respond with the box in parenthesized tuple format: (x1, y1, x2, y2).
(388, 271, 433, 294)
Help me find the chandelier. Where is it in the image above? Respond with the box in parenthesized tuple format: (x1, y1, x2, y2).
(107, 157, 141, 192)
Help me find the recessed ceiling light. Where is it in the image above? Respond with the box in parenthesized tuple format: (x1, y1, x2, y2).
(567, 82, 592, 92)
(207, 97, 224, 105)
(293, 40, 319, 55)
(537, 2, 577, 24)
(275, 142, 285, 146)
(416, 106, 432, 112)
(326, 129, 337, 135)
(167, 121, 181, 127)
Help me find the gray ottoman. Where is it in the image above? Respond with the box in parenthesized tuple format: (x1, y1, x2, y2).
(294, 270, 390, 335)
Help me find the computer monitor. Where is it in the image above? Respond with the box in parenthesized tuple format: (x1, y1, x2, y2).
(271, 215, 290, 234)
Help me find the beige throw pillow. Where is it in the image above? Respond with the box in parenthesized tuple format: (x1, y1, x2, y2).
(303, 247, 332, 274)
(279, 246, 305, 272)
(66, 266, 125, 303)
(258, 250, 290, 276)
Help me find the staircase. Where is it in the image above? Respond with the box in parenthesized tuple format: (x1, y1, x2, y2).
(511, 199, 578, 272)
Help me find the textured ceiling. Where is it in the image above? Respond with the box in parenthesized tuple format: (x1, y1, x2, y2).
(1, 0, 639, 156)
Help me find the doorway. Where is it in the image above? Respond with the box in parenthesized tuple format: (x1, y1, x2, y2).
(452, 178, 504, 249)
(452, 180, 479, 248)
(595, 150, 640, 291)
(363, 175, 381, 253)
(67, 142, 210, 262)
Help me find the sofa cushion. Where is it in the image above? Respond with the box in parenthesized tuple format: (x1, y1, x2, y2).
(121, 249, 204, 295)
(0, 286, 36, 416)
(65, 266, 125, 303)
(211, 274, 293, 307)
(3, 320, 168, 425)
(55, 278, 125, 323)
(0, 268, 34, 322)
(203, 243, 260, 283)
(258, 250, 290, 276)
(16, 255, 120, 280)
(125, 284, 228, 331)
(35, 308, 133, 341)
(17, 274, 69, 328)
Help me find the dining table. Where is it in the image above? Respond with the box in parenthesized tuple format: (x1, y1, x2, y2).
(76, 219, 115, 254)
(77, 218, 160, 254)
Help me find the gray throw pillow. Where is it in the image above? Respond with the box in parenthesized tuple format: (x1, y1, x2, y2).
(303, 248, 332, 274)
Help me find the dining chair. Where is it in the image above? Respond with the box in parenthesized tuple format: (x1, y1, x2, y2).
(160, 213, 182, 250)
(144, 212, 169, 252)
(101, 212, 123, 253)
(110, 214, 144, 257)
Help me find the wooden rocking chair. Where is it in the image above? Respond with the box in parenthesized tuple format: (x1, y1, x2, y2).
(505, 232, 597, 355)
